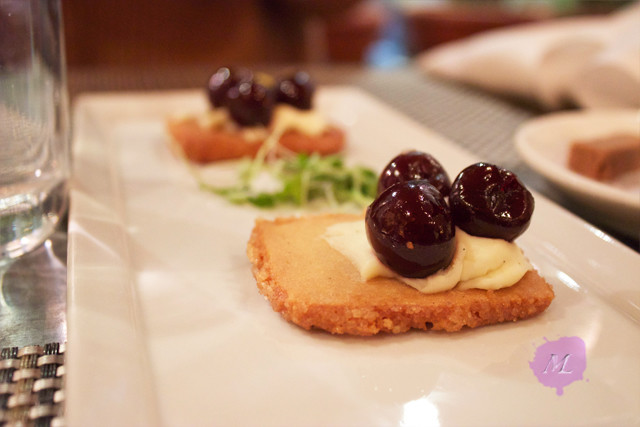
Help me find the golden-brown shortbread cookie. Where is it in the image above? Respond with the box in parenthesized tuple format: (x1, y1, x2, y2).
(167, 117, 345, 163)
(247, 214, 554, 336)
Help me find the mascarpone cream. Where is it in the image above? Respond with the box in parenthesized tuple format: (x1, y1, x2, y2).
(323, 220, 531, 294)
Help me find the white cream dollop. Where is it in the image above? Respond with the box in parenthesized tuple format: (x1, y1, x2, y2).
(180, 104, 328, 142)
(270, 104, 328, 137)
(196, 109, 230, 129)
(455, 230, 532, 290)
(323, 221, 531, 294)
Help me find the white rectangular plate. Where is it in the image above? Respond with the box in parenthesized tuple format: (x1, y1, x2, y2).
(67, 88, 640, 426)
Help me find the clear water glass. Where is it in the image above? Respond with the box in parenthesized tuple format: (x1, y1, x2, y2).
(0, 0, 70, 263)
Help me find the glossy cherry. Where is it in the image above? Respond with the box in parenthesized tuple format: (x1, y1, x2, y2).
(449, 163, 534, 241)
(366, 180, 456, 278)
(225, 80, 275, 127)
(275, 71, 315, 110)
(207, 66, 252, 109)
(377, 150, 451, 195)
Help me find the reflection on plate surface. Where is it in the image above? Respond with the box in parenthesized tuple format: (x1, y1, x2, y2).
(515, 109, 640, 238)
(67, 89, 640, 426)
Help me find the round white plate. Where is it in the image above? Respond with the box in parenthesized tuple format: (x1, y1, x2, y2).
(515, 109, 640, 238)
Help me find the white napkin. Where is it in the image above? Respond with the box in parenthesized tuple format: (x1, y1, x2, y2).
(417, 2, 640, 109)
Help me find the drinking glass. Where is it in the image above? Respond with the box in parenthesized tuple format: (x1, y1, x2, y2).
(0, 0, 70, 263)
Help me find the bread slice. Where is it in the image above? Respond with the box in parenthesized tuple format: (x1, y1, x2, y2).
(167, 117, 345, 163)
(247, 214, 554, 335)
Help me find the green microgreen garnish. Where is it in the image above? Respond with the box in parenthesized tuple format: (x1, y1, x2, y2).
(179, 118, 378, 209)
(197, 152, 377, 209)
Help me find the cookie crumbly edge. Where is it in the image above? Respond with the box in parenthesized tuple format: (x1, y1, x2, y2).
(247, 216, 554, 336)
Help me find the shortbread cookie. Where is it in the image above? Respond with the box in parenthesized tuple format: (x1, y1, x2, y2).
(247, 214, 554, 335)
(167, 117, 345, 163)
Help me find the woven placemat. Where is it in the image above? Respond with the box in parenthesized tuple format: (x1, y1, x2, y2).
(0, 344, 65, 427)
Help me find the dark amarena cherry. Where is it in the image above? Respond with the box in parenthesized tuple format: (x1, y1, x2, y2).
(365, 180, 456, 278)
(449, 163, 534, 241)
(207, 67, 252, 109)
(225, 80, 275, 127)
(275, 71, 315, 110)
(377, 151, 451, 196)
